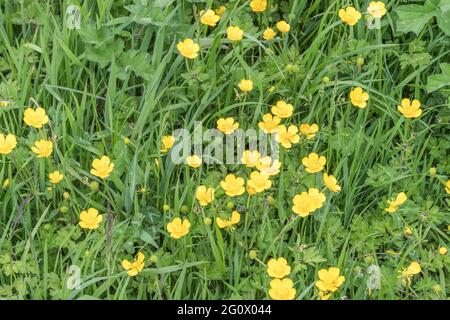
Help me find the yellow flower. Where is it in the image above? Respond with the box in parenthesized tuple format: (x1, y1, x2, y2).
(23, 107, 49, 128)
(90, 155, 114, 179)
(263, 28, 276, 40)
(398, 98, 422, 119)
(241, 150, 260, 168)
(48, 171, 63, 184)
(31, 139, 53, 158)
(2, 179, 10, 190)
(267, 257, 291, 279)
(246, 184, 257, 196)
(400, 261, 421, 285)
(227, 26, 244, 41)
(238, 79, 253, 92)
(269, 278, 296, 300)
(256, 156, 281, 176)
(250, 0, 267, 12)
(200, 9, 220, 27)
(302, 152, 326, 173)
(446, 180, 450, 194)
(161, 135, 175, 153)
(367, 1, 387, 19)
(186, 155, 202, 168)
(122, 252, 145, 276)
(315, 267, 345, 298)
(292, 188, 326, 217)
(349, 87, 369, 108)
(216, 211, 240, 229)
(404, 226, 413, 236)
(275, 125, 300, 149)
(338, 7, 361, 26)
(0, 100, 10, 107)
(276, 20, 290, 33)
(0, 134, 17, 155)
(323, 173, 341, 192)
(299, 123, 319, 139)
(79, 208, 103, 230)
(195, 186, 215, 206)
(177, 38, 200, 59)
(438, 247, 447, 255)
(258, 113, 281, 134)
(247, 171, 272, 193)
(167, 217, 191, 239)
(215, 6, 226, 17)
(271, 100, 293, 118)
(217, 117, 239, 134)
(385, 192, 407, 213)
(220, 174, 245, 197)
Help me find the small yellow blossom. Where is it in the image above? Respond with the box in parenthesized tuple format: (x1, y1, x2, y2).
(220, 174, 245, 197)
(217, 117, 239, 134)
(302, 153, 326, 173)
(247, 171, 272, 193)
(269, 278, 296, 300)
(271, 100, 293, 118)
(122, 252, 145, 276)
(263, 28, 276, 40)
(215, 6, 226, 17)
(227, 26, 244, 41)
(267, 258, 291, 279)
(216, 211, 240, 229)
(238, 79, 253, 92)
(292, 188, 326, 217)
(23, 107, 49, 128)
(367, 1, 387, 19)
(275, 125, 300, 149)
(400, 261, 421, 285)
(79, 208, 103, 230)
(0, 134, 17, 155)
(316, 267, 345, 300)
(90, 155, 114, 179)
(167, 218, 191, 239)
(256, 157, 281, 176)
(200, 9, 220, 27)
(350, 87, 369, 108)
(258, 114, 281, 134)
(161, 135, 175, 153)
(250, 0, 267, 12)
(338, 7, 361, 26)
(186, 155, 202, 168)
(195, 186, 215, 206)
(299, 123, 319, 139)
(385, 192, 407, 213)
(404, 227, 413, 236)
(445, 180, 450, 194)
(177, 38, 200, 59)
(48, 171, 63, 184)
(32, 139, 53, 158)
(241, 150, 260, 168)
(323, 173, 341, 193)
(276, 20, 290, 33)
(398, 98, 422, 119)
(438, 247, 447, 255)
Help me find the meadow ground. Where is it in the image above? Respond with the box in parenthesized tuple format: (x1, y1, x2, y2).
(0, 0, 449, 300)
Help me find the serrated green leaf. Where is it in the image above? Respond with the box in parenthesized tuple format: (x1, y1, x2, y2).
(394, 1, 437, 35)
(427, 63, 450, 92)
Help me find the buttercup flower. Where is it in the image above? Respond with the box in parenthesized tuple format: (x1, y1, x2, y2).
(186, 155, 202, 168)
(48, 171, 63, 184)
(267, 258, 291, 279)
(247, 171, 272, 193)
(215, 6, 226, 17)
(246, 184, 257, 196)
(446, 180, 450, 194)
(299, 124, 319, 139)
(400, 261, 421, 285)
(276, 20, 290, 33)
(350, 87, 369, 108)
(122, 252, 145, 276)
(367, 1, 387, 19)
(338, 7, 361, 26)
(404, 227, 413, 236)
(167, 218, 191, 239)
(258, 114, 281, 134)
(263, 28, 276, 40)
(238, 79, 253, 92)
(90, 155, 114, 179)
(177, 38, 200, 59)
(271, 100, 293, 118)
(220, 174, 245, 197)
(323, 173, 341, 192)
(217, 117, 239, 134)
(292, 188, 326, 217)
(161, 135, 175, 153)
(308, 188, 327, 210)
(398, 98, 422, 119)
(302, 153, 326, 173)
(0, 134, 17, 155)
(227, 26, 244, 41)
(269, 278, 296, 300)
(250, 0, 267, 12)
(216, 211, 240, 229)
(275, 125, 300, 149)
(79, 208, 103, 230)
(200, 9, 220, 27)
(241, 150, 260, 168)
(438, 247, 447, 255)
(23, 107, 49, 128)
(316, 267, 345, 300)
(32, 139, 53, 158)
(195, 186, 215, 206)
(256, 157, 281, 176)
(385, 192, 407, 213)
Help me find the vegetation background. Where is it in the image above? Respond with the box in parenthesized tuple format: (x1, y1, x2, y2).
(0, 0, 449, 299)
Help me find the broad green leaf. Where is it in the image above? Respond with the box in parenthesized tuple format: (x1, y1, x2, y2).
(426, 63, 450, 92)
(394, 1, 437, 35)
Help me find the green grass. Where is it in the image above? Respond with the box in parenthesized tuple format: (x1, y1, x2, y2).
(0, 0, 449, 300)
